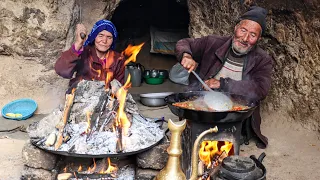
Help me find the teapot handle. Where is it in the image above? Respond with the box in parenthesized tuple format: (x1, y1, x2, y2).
(138, 63, 145, 72)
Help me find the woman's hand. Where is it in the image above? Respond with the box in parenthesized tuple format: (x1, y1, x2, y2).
(181, 53, 197, 73)
(74, 24, 87, 51)
(204, 78, 220, 89)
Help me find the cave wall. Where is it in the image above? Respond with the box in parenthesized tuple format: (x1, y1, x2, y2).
(188, 0, 320, 130)
(0, 0, 80, 67)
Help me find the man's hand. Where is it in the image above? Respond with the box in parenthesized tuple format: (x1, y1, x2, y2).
(74, 24, 87, 51)
(204, 78, 220, 89)
(181, 53, 197, 73)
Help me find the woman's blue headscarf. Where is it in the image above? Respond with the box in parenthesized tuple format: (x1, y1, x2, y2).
(84, 20, 118, 50)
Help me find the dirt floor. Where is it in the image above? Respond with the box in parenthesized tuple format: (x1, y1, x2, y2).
(0, 51, 319, 179)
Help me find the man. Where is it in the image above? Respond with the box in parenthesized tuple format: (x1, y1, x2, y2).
(175, 6, 273, 148)
(55, 20, 125, 93)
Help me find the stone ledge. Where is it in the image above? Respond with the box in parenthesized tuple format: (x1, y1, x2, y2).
(22, 140, 58, 170)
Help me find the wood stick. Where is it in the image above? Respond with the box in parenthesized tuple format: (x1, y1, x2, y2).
(201, 151, 228, 180)
(55, 89, 76, 150)
(73, 172, 115, 179)
(115, 124, 123, 153)
(99, 100, 119, 132)
(88, 91, 109, 138)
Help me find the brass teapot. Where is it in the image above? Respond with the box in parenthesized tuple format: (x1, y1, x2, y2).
(155, 119, 186, 180)
(155, 118, 218, 180)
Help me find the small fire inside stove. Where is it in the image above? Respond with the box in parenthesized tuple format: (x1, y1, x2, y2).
(199, 141, 233, 168)
(197, 141, 233, 180)
(57, 157, 135, 180)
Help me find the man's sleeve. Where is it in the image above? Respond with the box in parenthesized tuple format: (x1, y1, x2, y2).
(175, 36, 209, 63)
(219, 55, 273, 102)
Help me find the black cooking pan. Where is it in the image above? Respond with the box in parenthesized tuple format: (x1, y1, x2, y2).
(31, 136, 163, 158)
(165, 91, 258, 123)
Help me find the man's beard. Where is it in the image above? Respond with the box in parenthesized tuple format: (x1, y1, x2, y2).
(231, 39, 255, 55)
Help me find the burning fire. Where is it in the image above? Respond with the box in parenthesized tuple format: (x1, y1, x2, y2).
(78, 165, 82, 172)
(89, 62, 102, 80)
(85, 111, 92, 134)
(100, 157, 118, 174)
(104, 51, 115, 88)
(199, 141, 233, 168)
(110, 43, 144, 141)
(122, 42, 145, 65)
(115, 74, 132, 136)
(105, 71, 114, 89)
(87, 158, 97, 173)
(62, 158, 118, 176)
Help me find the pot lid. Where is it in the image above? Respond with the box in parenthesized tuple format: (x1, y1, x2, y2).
(221, 156, 255, 173)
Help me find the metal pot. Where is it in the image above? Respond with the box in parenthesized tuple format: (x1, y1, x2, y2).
(215, 153, 266, 180)
(150, 69, 160, 78)
(140, 92, 174, 107)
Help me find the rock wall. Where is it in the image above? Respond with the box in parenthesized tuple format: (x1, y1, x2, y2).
(0, 0, 79, 66)
(188, 0, 320, 131)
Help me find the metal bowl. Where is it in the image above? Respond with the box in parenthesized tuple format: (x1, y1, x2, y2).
(140, 92, 174, 107)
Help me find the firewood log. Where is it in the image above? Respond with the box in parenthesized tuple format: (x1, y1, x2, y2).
(54, 89, 76, 150)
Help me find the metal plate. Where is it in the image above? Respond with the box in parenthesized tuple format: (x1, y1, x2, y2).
(32, 136, 164, 158)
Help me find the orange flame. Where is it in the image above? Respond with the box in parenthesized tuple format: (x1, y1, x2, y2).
(221, 141, 233, 155)
(105, 71, 114, 89)
(71, 88, 76, 94)
(85, 111, 92, 134)
(89, 62, 101, 80)
(122, 42, 145, 65)
(98, 157, 118, 174)
(87, 158, 97, 173)
(105, 157, 118, 174)
(77, 165, 82, 172)
(115, 74, 132, 136)
(199, 141, 233, 167)
(63, 166, 67, 173)
(104, 51, 115, 88)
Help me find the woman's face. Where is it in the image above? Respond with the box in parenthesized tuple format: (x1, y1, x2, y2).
(94, 30, 113, 52)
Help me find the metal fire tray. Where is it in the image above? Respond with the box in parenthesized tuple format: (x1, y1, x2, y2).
(31, 136, 164, 158)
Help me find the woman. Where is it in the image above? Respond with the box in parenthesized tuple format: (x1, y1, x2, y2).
(55, 20, 125, 92)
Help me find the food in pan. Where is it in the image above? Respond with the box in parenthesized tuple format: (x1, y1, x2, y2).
(173, 98, 249, 111)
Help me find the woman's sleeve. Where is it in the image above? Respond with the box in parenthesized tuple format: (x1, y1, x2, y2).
(55, 45, 82, 79)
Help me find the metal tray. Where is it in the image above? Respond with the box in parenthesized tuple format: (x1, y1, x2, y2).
(31, 136, 164, 158)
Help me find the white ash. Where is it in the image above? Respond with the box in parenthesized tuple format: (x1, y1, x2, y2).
(27, 109, 62, 138)
(122, 114, 164, 152)
(28, 79, 162, 155)
(70, 80, 105, 123)
(116, 165, 135, 180)
(41, 114, 164, 155)
(69, 165, 135, 180)
(69, 79, 138, 123)
(110, 80, 139, 114)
